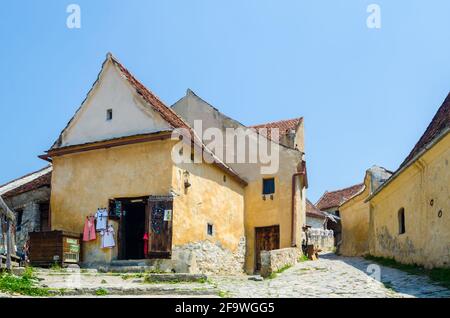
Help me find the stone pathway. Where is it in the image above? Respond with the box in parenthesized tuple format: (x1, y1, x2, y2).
(211, 253, 450, 298)
(3, 253, 449, 298)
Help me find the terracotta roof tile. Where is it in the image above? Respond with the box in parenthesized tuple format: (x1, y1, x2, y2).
(399, 92, 450, 169)
(316, 183, 365, 210)
(306, 199, 326, 219)
(110, 55, 189, 131)
(1, 167, 52, 198)
(250, 118, 303, 141)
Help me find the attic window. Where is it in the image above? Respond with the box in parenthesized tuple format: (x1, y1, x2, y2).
(262, 178, 275, 195)
(106, 109, 113, 121)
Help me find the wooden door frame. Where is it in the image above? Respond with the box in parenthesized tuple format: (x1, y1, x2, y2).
(254, 224, 280, 272)
(110, 196, 148, 260)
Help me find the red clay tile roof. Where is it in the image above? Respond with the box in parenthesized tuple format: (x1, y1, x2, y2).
(398, 92, 450, 169)
(306, 199, 326, 219)
(316, 183, 365, 210)
(250, 118, 303, 141)
(1, 168, 52, 198)
(110, 55, 190, 131)
(46, 54, 247, 186)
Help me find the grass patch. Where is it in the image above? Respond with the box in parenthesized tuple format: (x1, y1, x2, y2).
(266, 264, 293, 280)
(218, 290, 230, 298)
(298, 255, 309, 262)
(143, 275, 208, 284)
(365, 255, 450, 289)
(0, 267, 50, 296)
(95, 288, 108, 296)
(383, 281, 395, 291)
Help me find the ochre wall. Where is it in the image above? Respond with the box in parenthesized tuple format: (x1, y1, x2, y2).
(369, 134, 450, 268)
(339, 178, 369, 256)
(243, 157, 305, 273)
(172, 161, 245, 253)
(50, 138, 245, 264)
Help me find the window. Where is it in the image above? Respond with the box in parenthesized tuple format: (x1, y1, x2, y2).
(40, 202, 50, 232)
(16, 209, 23, 231)
(207, 223, 214, 236)
(262, 178, 275, 195)
(398, 208, 406, 234)
(106, 109, 113, 121)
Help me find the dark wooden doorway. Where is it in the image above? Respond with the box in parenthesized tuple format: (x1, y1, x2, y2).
(147, 196, 173, 259)
(255, 225, 280, 271)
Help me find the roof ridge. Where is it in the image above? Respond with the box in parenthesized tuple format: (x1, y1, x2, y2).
(0, 165, 52, 191)
(108, 54, 190, 130)
(250, 117, 303, 128)
(324, 182, 364, 195)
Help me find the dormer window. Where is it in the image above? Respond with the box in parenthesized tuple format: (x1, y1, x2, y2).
(106, 109, 113, 121)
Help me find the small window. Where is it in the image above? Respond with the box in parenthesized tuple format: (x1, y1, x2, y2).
(106, 109, 113, 121)
(223, 175, 227, 182)
(398, 208, 406, 234)
(16, 209, 23, 231)
(262, 178, 275, 195)
(207, 223, 214, 236)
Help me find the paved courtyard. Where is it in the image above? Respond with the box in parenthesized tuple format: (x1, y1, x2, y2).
(211, 253, 450, 298)
(1, 253, 449, 298)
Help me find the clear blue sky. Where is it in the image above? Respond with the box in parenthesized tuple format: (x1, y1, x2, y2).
(1, 0, 450, 202)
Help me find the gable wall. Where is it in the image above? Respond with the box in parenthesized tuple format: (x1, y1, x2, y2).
(60, 61, 171, 148)
(172, 93, 306, 273)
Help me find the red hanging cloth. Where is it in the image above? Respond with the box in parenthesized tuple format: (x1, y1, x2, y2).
(143, 233, 149, 257)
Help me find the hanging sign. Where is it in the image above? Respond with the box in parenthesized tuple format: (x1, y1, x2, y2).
(164, 210, 172, 221)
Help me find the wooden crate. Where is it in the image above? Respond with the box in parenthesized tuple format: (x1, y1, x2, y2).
(29, 231, 82, 267)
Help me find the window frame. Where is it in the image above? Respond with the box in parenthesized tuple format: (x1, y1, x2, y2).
(262, 178, 275, 195)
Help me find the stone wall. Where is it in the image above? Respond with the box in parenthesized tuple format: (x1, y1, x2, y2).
(306, 228, 334, 252)
(172, 237, 246, 275)
(260, 247, 301, 278)
(5, 187, 50, 253)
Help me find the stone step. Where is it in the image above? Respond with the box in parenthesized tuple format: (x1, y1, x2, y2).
(110, 259, 157, 267)
(98, 265, 159, 273)
(48, 285, 218, 297)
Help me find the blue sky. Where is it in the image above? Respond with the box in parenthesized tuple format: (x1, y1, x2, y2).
(1, 0, 449, 202)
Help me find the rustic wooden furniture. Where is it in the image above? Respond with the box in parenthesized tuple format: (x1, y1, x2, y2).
(29, 231, 82, 267)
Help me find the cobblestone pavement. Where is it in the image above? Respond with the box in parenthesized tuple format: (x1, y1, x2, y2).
(2, 253, 449, 298)
(211, 253, 450, 298)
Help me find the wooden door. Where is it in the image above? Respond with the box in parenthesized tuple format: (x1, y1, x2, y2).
(255, 225, 280, 271)
(147, 197, 173, 259)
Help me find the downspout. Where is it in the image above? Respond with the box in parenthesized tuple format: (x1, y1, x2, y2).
(291, 172, 302, 247)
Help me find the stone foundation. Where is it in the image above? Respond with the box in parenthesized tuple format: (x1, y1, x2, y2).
(260, 247, 301, 278)
(172, 237, 246, 275)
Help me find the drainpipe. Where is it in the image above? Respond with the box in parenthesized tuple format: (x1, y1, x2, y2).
(291, 172, 302, 247)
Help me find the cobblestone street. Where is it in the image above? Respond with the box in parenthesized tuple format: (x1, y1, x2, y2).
(211, 253, 450, 298)
(2, 253, 449, 298)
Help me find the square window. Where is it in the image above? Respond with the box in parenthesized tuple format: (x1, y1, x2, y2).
(262, 178, 275, 195)
(106, 109, 113, 121)
(207, 223, 214, 236)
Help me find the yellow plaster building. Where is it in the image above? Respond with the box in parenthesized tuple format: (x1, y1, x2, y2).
(39, 54, 307, 274)
(367, 93, 450, 268)
(339, 166, 392, 256)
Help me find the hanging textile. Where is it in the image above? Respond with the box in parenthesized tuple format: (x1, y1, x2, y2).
(95, 208, 108, 231)
(100, 225, 115, 249)
(83, 216, 96, 241)
(143, 232, 149, 257)
(151, 206, 164, 234)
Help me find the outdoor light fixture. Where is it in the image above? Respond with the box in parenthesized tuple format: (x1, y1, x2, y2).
(183, 171, 191, 189)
